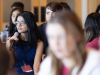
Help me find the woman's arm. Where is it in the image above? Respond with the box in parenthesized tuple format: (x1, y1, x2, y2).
(6, 36, 19, 68)
(33, 41, 44, 74)
(6, 37, 15, 68)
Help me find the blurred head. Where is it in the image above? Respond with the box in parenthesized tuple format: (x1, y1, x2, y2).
(84, 13, 100, 42)
(60, 2, 71, 10)
(15, 11, 43, 48)
(0, 40, 10, 75)
(46, 2, 63, 21)
(12, 9, 21, 24)
(96, 5, 100, 13)
(46, 10, 86, 75)
(11, 2, 24, 11)
(9, 8, 22, 36)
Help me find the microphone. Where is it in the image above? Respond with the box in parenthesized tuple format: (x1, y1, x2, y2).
(9, 32, 19, 51)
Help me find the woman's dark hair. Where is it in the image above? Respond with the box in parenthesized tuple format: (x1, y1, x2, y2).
(9, 8, 22, 37)
(84, 13, 100, 42)
(96, 5, 100, 13)
(15, 11, 43, 48)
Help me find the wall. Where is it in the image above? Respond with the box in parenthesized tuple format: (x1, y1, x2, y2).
(66, 0, 75, 11)
(88, 0, 100, 14)
(3, 0, 31, 22)
(47, 0, 82, 24)
(1, 0, 99, 31)
(75, 0, 82, 24)
(0, 0, 1, 31)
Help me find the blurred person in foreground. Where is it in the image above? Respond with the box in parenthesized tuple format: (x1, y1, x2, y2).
(38, 2, 63, 59)
(85, 13, 100, 50)
(38, 10, 86, 75)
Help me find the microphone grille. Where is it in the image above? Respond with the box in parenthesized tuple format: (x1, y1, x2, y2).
(14, 32, 19, 37)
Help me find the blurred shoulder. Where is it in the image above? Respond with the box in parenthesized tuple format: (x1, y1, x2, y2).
(38, 23, 47, 29)
(38, 56, 52, 75)
(80, 50, 100, 75)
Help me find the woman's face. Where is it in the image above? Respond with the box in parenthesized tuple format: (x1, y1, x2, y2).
(12, 10, 20, 24)
(46, 23, 76, 59)
(16, 16, 28, 33)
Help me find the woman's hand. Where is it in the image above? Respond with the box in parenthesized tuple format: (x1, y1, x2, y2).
(6, 35, 19, 68)
(8, 35, 19, 43)
(6, 35, 19, 51)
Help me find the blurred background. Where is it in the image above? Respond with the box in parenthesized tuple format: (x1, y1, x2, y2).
(0, 0, 100, 31)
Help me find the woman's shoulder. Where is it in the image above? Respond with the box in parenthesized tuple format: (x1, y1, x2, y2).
(86, 38, 99, 50)
(80, 50, 100, 75)
(71, 66, 79, 75)
(38, 56, 52, 75)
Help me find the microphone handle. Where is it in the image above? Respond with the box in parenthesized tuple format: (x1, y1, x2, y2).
(9, 40, 15, 51)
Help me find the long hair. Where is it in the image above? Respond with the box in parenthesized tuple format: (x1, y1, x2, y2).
(47, 10, 86, 75)
(96, 5, 100, 13)
(15, 11, 43, 48)
(84, 13, 100, 42)
(9, 8, 22, 36)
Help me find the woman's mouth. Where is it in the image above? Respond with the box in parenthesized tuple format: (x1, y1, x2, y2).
(18, 28, 22, 30)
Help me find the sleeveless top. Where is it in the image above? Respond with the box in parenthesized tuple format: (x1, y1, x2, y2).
(13, 39, 36, 75)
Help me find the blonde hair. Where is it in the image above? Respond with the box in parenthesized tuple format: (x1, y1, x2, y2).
(47, 10, 86, 75)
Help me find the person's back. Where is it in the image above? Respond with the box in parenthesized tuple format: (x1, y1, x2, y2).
(38, 23, 48, 54)
(80, 50, 100, 75)
(85, 13, 100, 50)
(86, 37, 99, 50)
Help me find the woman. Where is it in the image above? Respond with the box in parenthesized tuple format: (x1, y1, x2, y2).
(85, 13, 100, 50)
(38, 11, 86, 75)
(3, 8, 22, 35)
(6, 11, 43, 75)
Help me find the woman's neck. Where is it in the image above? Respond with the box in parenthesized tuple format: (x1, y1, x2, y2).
(61, 56, 77, 71)
(21, 33, 27, 41)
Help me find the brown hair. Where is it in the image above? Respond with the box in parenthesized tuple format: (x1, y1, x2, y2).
(46, 2, 63, 12)
(47, 10, 86, 75)
(0, 40, 10, 75)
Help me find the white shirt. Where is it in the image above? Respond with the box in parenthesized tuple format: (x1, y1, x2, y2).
(80, 50, 100, 75)
(38, 56, 52, 75)
(38, 51, 100, 75)
(38, 56, 78, 75)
